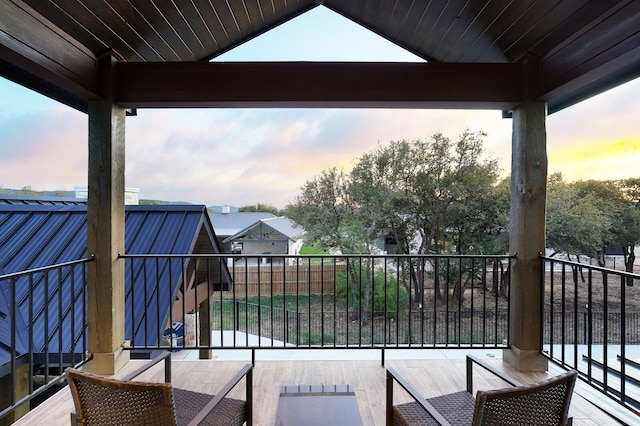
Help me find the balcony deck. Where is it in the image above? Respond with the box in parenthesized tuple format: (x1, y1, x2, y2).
(12, 349, 636, 426)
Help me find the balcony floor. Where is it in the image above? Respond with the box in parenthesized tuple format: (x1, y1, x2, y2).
(13, 349, 636, 425)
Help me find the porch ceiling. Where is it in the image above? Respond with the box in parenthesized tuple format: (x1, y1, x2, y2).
(0, 1, 639, 113)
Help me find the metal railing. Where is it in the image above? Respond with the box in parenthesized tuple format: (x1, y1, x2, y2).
(121, 254, 512, 353)
(0, 253, 511, 421)
(541, 255, 640, 412)
(0, 258, 92, 422)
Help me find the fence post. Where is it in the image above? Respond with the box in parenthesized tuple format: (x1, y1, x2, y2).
(583, 310, 587, 345)
(285, 310, 289, 344)
(235, 299, 239, 331)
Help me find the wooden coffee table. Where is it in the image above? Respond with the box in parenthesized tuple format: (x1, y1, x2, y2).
(275, 384, 362, 425)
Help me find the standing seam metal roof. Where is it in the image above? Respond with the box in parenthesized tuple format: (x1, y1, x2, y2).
(0, 204, 225, 366)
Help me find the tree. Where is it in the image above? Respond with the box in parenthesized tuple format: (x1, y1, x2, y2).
(288, 129, 504, 311)
(545, 175, 640, 286)
(382, 130, 501, 302)
(608, 178, 640, 284)
(239, 203, 281, 215)
(286, 168, 377, 323)
(546, 173, 611, 263)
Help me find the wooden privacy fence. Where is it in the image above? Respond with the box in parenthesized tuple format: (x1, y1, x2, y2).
(229, 263, 347, 295)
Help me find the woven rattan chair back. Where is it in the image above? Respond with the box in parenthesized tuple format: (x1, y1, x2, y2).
(472, 370, 578, 426)
(66, 368, 177, 426)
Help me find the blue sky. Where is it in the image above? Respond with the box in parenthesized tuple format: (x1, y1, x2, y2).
(1, 6, 639, 208)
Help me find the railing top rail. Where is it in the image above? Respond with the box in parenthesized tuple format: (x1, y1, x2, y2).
(540, 255, 640, 278)
(0, 256, 94, 280)
(119, 253, 515, 259)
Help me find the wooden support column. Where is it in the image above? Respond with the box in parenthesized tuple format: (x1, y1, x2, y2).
(86, 54, 128, 375)
(503, 99, 549, 372)
(198, 299, 212, 360)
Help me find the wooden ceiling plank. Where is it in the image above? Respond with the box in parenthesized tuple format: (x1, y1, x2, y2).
(528, 0, 615, 60)
(29, 0, 152, 62)
(240, 0, 265, 31)
(161, 1, 210, 60)
(492, 0, 590, 63)
(228, 0, 256, 30)
(467, 0, 535, 63)
(376, 0, 418, 41)
(191, 0, 230, 53)
(429, 0, 484, 62)
(116, 61, 522, 109)
(367, 0, 390, 29)
(542, 44, 640, 114)
(440, 0, 507, 63)
(541, 0, 640, 90)
(168, 1, 217, 59)
(503, 0, 595, 62)
(0, 0, 97, 90)
(379, 0, 405, 35)
(21, 0, 109, 57)
(79, 0, 165, 62)
(415, 0, 457, 60)
(126, 0, 185, 61)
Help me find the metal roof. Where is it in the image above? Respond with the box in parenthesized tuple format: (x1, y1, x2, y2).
(0, 204, 227, 365)
(209, 211, 276, 237)
(1, 1, 638, 114)
(0, 194, 87, 206)
(223, 216, 304, 243)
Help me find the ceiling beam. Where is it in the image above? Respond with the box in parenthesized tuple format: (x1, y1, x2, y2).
(116, 61, 522, 109)
(0, 0, 98, 110)
(539, 0, 640, 113)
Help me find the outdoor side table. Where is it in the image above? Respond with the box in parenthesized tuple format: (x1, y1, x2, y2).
(275, 384, 362, 425)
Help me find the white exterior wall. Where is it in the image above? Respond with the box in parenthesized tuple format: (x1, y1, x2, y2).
(243, 241, 288, 255)
(287, 238, 304, 265)
(75, 186, 140, 205)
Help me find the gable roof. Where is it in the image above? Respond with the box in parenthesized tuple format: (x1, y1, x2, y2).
(1, 2, 638, 114)
(223, 217, 304, 243)
(0, 204, 228, 366)
(209, 211, 276, 238)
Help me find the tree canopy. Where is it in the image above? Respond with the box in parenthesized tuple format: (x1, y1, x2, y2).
(286, 130, 506, 310)
(545, 174, 640, 279)
(238, 203, 281, 216)
(286, 129, 504, 257)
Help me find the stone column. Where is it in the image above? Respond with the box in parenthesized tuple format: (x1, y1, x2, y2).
(86, 54, 128, 374)
(503, 99, 549, 372)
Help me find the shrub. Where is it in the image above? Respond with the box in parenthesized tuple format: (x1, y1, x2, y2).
(335, 267, 409, 313)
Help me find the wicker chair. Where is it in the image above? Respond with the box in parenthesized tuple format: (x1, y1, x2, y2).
(66, 352, 252, 426)
(386, 355, 578, 426)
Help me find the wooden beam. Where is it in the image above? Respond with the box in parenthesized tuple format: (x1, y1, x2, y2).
(539, 0, 640, 112)
(0, 0, 98, 109)
(116, 61, 522, 109)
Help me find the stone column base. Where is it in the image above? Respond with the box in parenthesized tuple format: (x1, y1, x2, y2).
(84, 345, 130, 375)
(503, 346, 548, 372)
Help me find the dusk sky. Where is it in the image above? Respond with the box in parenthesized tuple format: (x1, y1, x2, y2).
(1, 7, 639, 208)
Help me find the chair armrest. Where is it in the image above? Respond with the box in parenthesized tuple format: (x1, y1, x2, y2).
(187, 363, 253, 426)
(466, 355, 521, 394)
(386, 368, 452, 426)
(122, 351, 172, 383)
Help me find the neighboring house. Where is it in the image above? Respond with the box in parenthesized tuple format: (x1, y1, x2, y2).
(0, 203, 231, 377)
(223, 217, 304, 265)
(208, 207, 276, 253)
